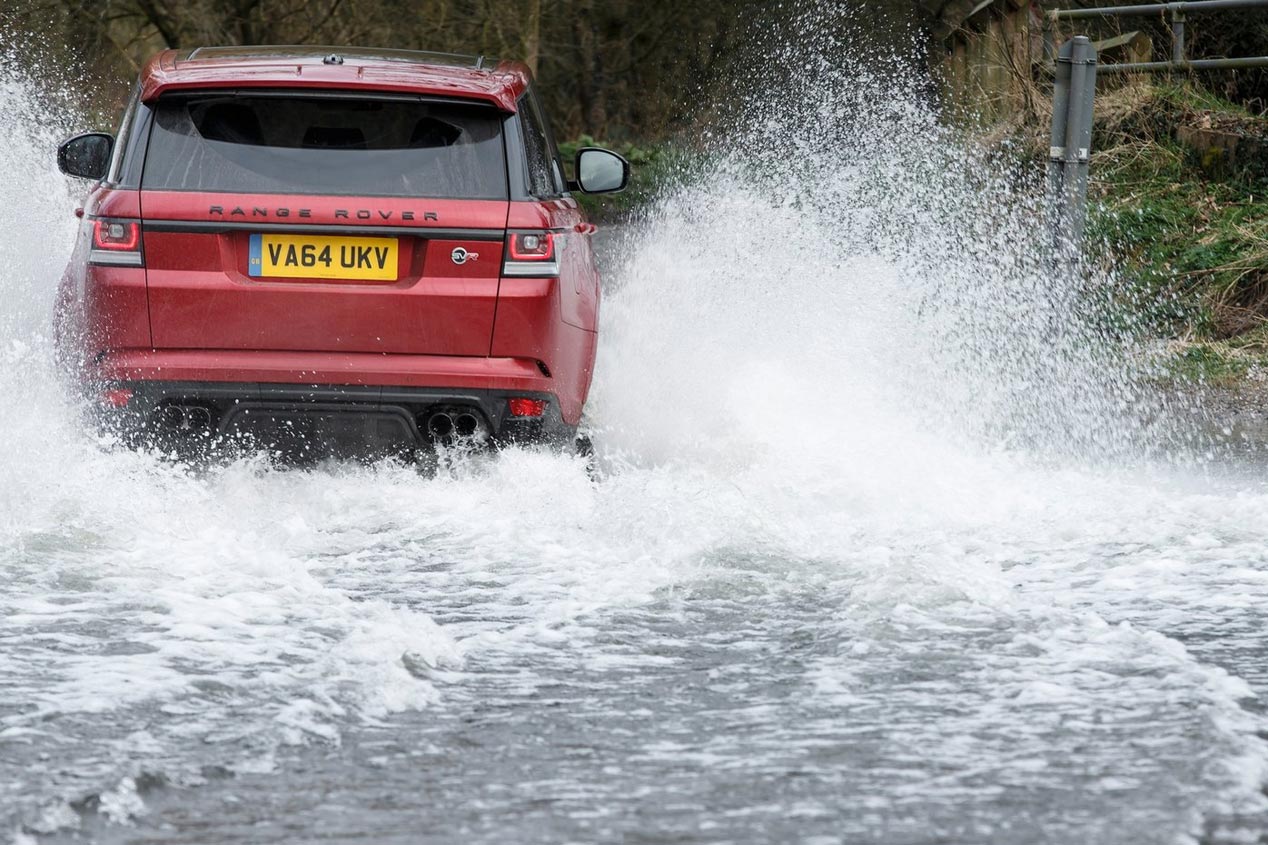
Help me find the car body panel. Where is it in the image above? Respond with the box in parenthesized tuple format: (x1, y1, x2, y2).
(140, 191, 509, 355)
(505, 199, 599, 332)
(140, 47, 528, 112)
(57, 186, 152, 356)
(91, 348, 551, 391)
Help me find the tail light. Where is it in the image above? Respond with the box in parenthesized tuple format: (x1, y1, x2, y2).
(89, 218, 143, 267)
(503, 231, 559, 277)
(508, 397, 547, 418)
(100, 388, 134, 408)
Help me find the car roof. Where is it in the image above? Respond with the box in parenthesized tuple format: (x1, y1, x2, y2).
(138, 46, 530, 112)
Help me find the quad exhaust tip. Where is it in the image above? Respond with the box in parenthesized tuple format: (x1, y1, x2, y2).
(425, 408, 488, 443)
(156, 405, 214, 433)
(427, 412, 454, 439)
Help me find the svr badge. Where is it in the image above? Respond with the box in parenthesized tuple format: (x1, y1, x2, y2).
(451, 247, 479, 266)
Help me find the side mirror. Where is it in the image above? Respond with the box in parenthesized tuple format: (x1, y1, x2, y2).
(58, 132, 113, 181)
(573, 147, 629, 194)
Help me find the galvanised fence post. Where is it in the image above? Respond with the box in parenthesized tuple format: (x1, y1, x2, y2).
(1171, 7, 1187, 63)
(1048, 36, 1098, 253)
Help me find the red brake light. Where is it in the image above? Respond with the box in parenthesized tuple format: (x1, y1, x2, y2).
(508, 232, 555, 261)
(92, 219, 140, 251)
(508, 398, 547, 418)
(101, 388, 133, 408)
(502, 231, 559, 277)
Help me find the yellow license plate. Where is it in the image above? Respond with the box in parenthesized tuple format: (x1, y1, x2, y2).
(248, 233, 398, 281)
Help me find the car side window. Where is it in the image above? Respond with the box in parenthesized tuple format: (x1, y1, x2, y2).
(107, 84, 141, 185)
(518, 92, 561, 198)
(529, 86, 569, 195)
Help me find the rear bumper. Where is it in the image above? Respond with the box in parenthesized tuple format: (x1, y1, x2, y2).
(90, 348, 555, 393)
(97, 380, 570, 448)
(84, 350, 574, 450)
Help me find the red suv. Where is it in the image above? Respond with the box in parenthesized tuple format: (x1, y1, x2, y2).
(55, 46, 627, 456)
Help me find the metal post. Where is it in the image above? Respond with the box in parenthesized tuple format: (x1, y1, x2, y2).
(1064, 37, 1097, 243)
(1047, 42, 1072, 209)
(1099, 55, 1268, 72)
(1048, 36, 1098, 252)
(1171, 7, 1187, 63)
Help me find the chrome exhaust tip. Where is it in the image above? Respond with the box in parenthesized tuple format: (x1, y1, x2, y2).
(427, 412, 455, 439)
(454, 412, 480, 438)
(155, 405, 214, 435)
(424, 408, 489, 445)
(186, 407, 213, 430)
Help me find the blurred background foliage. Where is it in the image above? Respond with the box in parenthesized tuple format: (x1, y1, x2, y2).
(923, 0, 1268, 111)
(0, 0, 922, 140)
(5, 1, 1268, 148)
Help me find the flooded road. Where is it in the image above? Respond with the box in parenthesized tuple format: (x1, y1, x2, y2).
(5, 47, 1268, 845)
(11, 449, 1268, 845)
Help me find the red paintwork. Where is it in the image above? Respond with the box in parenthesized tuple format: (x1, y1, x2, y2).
(92, 349, 551, 393)
(59, 48, 601, 431)
(57, 189, 151, 354)
(140, 191, 509, 230)
(142, 192, 508, 357)
(139, 48, 529, 112)
(507, 200, 601, 332)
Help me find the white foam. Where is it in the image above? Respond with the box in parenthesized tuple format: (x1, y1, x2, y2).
(1, 28, 1267, 844)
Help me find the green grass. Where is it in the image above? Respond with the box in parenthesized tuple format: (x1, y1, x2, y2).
(1149, 328, 1268, 395)
(1087, 82, 1268, 355)
(1152, 80, 1258, 119)
(1159, 342, 1258, 386)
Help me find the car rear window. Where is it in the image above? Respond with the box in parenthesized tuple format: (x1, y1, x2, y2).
(142, 95, 508, 199)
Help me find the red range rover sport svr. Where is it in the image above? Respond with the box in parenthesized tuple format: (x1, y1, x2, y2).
(55, 46, 628, 456)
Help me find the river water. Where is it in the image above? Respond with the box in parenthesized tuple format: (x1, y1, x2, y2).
(5, 38, 1268, 845)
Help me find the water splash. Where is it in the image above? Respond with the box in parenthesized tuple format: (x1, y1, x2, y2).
(2, 18, 1268, 845)
(591, 20, 1160, 471)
